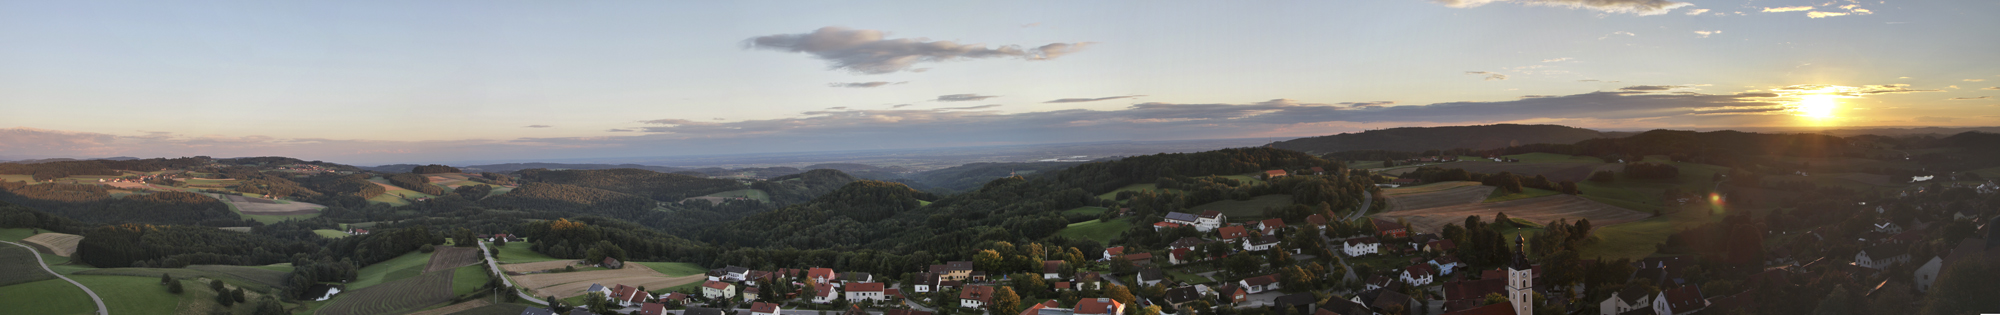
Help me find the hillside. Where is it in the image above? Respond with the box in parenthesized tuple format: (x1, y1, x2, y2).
(1269, 124, 1607, 153)
(699, 180, 935, 248)
(899, 162, 1085, 193)
(754, 169, 864, 204)
(515, 168, 745, 201)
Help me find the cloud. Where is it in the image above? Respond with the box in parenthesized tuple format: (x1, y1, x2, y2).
(828, 106, 849, 110)
(525, 125, 553, 128)
(1966, 79, 1987, 82)
(935, 104, 1003, 111)
(1599, 31, 1637, 40)
(1045, 95, 1145, 103)
(1983, 87, 2000, 90)
(745, 26, 1093, 74)
(606, 129, 634, 132)
(1620, 85, 1680, 91)
(1916, 116, 1957, 123)
(1949, 96, 1991, 100)
(1336, 101, 1398, 108)
(1466, 71, 1509, 81)
(1685, 8, 1710, 15)
(1542, 57, 1572, 63)
(1763, 6, 1813, 12)
(1694, 30, 1721, 38)
(1772, 84, 1941, 96)
(1430, 0, 1692, 15)
(1021, 23, 1040, 28)
(830, 81, 904, 88)
(1807, 11, 1848, 18)
(891, 104, 914, 108)
(937, 94, 1000, 102)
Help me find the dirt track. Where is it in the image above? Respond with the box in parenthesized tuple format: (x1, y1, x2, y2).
(511, 266, 705, 298)
(1372, 194, 1650, 233)
(1385, 185, 1495, 212)
(426, 247, 485, 273)
(22, 233, 82, 257)
(501, 260, 579, 273)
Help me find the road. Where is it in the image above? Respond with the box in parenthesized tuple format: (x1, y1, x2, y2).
(1343, 190, 1374, 221)
(4, 241, 106, 315)
(477, 241, 550, 306)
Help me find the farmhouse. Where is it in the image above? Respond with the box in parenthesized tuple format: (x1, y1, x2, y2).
(1103, 247, 1125, 261)
(812, 283, 840, 304)
(1240, 274, 1279, 293)
(1598, 286, 1653, 315)
(1120, 253, 1155, 266)
(1374, 218, 1408, 238)
(1257, 218, 1286, 235)
(1216, 284, 1248, 304)
(1243, 235, 1280, 252)
(1304, 214, 1328, 230)
(702, 281, 736, 300)
(1402, 264, 1435, 286)
(845, 282, 887, 302)
(1218, 226, 1249, 241)
(809, 267, 838, 283)
(1344, 237, 1380, 256)
(931, 261, 977, 281)
(1163, 212, 1201, 226)
(611, 284, 651, 307)
(1043, 261, 1065, 279)
(1136, 267, 1166, 286)
(960, 285, 995, 308)
(1653, 286, 1707, 315)
(587, 284, 613, 300)
(600, 257, 624, 269)
(660, 292, 692, 305)
(1196, 211, 1226, 231)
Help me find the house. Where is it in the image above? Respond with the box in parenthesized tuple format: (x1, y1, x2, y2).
(1054, 282, 1071, 291)
(1240, 274, 1280, 293)
(1430, 255, 1464, 275)
(742, 287, 760, 302)
(812, 283, 840, 304)
(960, 285, 995, 308)
(600, 257, 623, 269)
(660, 292, 692, 305)
(1274, 293, 1318, 314)
(1258, 218, 1287, 235)
(1874, 221, 1904, 234)
(610, 284, 651, 307)
(1103, 247, 1126, 261)
(1043, 261, 1065, 279)
(1169, 237, 1209, 250)
(1164, 212, 1201, 226)
(1163, 286, 1204, 306)
(1074, 297, 1126, 315)
(1169, 248, 1197, 265)
(1599, 285, 1653, 315)
(685, 308, 727, 315)
(1426, 239, 1457, 253)
(914, 273, 940, 293)
(587, 284, 613, 301)
(711, 265, 751, 282)
(1153, 222, 1188, 231)
(751, 302, 783, 315)
(886, 288, 904, 300)
(1197, 211, 1227, 231)
(1653, 286, 1706, 315)
(808, 267, 838, 283)
(1021, 300, 1064, 315)
(1244, 235, 1281, 251)
(640, 303, 667, 315)
(1343, 237, 1380, 257)
(845, 282, 886, 302)
(1916, 256, 1944, 292)
(702, 281, 736, 300)
(1310, 167, 1326, 175)
(1304, 214, 1329, 230)
(1120, 253, 1155, 266)
(1075, 272, 1105, 290)
(1321, 298, 1377, 315)
(1219, 225, 1249, 241)
(932, 261, 976, 281)
(1373, 219, 1408, 238)
(1265, 170, 1289, 179)
(842, 272, 873, 284)
(348, 228, 370, 235)
(1136, 267, 1166, 286)
(1216, 284, 1248, 304)
(1402, 264, 1435, 286)
(1856, 244, 1911, 269)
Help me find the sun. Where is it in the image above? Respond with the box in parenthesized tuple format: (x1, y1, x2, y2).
(1796, 94, 1839, 119)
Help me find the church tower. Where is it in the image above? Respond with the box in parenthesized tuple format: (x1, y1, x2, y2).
(1507, 235, 1533, 315)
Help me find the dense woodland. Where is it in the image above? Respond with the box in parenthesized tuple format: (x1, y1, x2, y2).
(516, 168, 746, 201)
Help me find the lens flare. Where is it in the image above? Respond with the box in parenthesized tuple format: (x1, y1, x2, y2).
(1796, 95, 1838, 119)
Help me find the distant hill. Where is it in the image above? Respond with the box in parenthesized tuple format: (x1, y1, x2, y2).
(459, 163, 685, 174)
(516, 168, 746, 201)
(900, 162, 1085, 193)
(755, 169, 864, 205)
(1269, 124, 1609, 153)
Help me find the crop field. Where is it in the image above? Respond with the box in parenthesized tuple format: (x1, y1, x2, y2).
(1187, 194, 1293, 222)
(441, 303, 529, 315)
(1483, 187, 1561, 203)
(22, 232, 83, 257)
(427, 247, 486, 273)
(1053, 218, 1132, 246)
(0, 245, 56, 286)
(219, 194, 325, 215)
(0, 278, 97, 315)
(74, 265, 291, 292)
(492, 242, 562, 264)
(500, 260, 576, 273)
(406, 300, 495, 315)
(317, 271, 456, 315)
(1384, 160, 1621, 182)
(1372, 194, 1649, 234)
(1385, 185, 1495, 211)
(349, 251, 434, 291)
(633, 261, 707, 277)
(71, 274, 182, 315)
(315, 229, 351, 238)
(510, 264, 705, 298)
(1381, 181, 1483, 196)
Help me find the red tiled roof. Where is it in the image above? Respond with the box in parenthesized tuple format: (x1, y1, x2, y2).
(1260, 218, 1286, 230)
(1242, 274, 1279, 286)
(846, 282, 885, 292)
(1661, 286, 1706, 310)
(752, 302, 780, 313)
(1044, 260, 1064, 273)
(642, 303, 666, 315)
(1429, 239, 1458, 251)
(1106, 247, 1125, 256)
(960, 285, 994, 302)
(1076, 298, 1123, 315)
(1305, 214, 1328, 226)
(1442, 279, 1506, 301)
(1219, 226, 1248, 239)
(703, 281, 731, 290)
(808, 267, 837, 280)
(816, 283, 838, 298)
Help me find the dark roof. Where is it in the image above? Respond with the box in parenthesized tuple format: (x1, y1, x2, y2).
(1442, 279, 1505, 301)
(1243, 274, 1279, 286)
(1250, 235, 1281, 246)
(1615, 285, 1652, 302)
(1369, 290, 1411, 310)
(1660, 286, 1705, 310)
(1138, 267, 1166, 282)
(685, 308, 728, 315)
(1165, 212, 1199, 222)
(751, 302, 780, 313)
(723, 265, 750, 274)
(1509, 235, 1533, 271)
(1319, 298, 1374, 315)
(1274, 293, 1317, 307)
(1169, 237, 1208, 249)
(1219, 226, 1249, 239)
(1163, 286, 1203, 304)
(1045, 261, 1065, 273)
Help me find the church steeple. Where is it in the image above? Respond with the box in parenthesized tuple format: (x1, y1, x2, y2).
(1507, 234, 1533, 315)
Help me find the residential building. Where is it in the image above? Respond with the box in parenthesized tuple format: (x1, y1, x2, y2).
(1653, 286, 1706, 315)
(1402, 264, 1435, 286)
(640, 303, 666, 315)
(845, 282, 886, 302)
(1244, 235, 1280, 251)
(1343, 237, 1380, 257)
(1258, 218, 1286, 235)
(1043, 261, 1065, 279)
(809, 267, 838, 283)
(1856, 244, 1911, 269)
(1599, 286, 1653, 315)
(1163, 212, 1200, 226)
(812, 283, 840, 304)
(751, 302, 783, 315)
(1240, 274, 1279, 294)
(1219, 226, 1249, 241)
(1074, 298, 1125, 315)
(1136, 267, 1166, 286)
(1374, 218, 1408, 238)
(960, 286, 995, 308)
(1916, 256, 1944, 292)
(702, 281, 736, 300)
(1197, 211, 1226, 231)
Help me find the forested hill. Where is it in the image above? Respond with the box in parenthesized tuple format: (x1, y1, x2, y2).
(700, 180, 936, 248)
(516, 168, 746, 201)
(897, 162, 1085, 194)
(1268, 124, 1607, 154)
(755, 169, 864, 204)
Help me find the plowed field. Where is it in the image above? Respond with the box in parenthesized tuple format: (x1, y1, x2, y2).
(1384, 184, 1494, 212)
(511, 266, 704, 298)
(500, 260, 578, 273)
(426, 247, 484, 273)
(317, 271, 454, 315)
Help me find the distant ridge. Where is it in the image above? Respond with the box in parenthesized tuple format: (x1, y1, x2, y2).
(1268, 124, 1608, 153)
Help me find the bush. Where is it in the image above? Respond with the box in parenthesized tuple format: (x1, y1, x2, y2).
(1588, 171, 1616, 183)
(420, 244, 435, 253)
(169, 280, 185, 294)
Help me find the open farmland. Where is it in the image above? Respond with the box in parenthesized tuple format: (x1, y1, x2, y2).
(0, 245, 56, 286)
(500, 260, 578, 273)
(22, 232, 83, 257)
(219, 194, 325, 215)
(1373, 194, 1650, 234)
(1187, 194, 1293, 222)
(317, 271, 456, 315)
(0, 279, 97, 315)
(1383, 183, 1494, 211)
(1384, 160, 1620, 182)
(426, 247, 486, 273)
(1053, 218, 1133, 246)
(405, 300, 494, 315)
(1382, 181, 1484, 195)
(443, 303, 530, 315)
(75, 264, 291, 291)
(509, 264, 705, 298)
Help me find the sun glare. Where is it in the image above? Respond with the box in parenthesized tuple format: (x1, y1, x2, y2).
(1797, 95, 1839, 119)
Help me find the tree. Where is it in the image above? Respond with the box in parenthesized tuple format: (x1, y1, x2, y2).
(992, 286, 1022, 315)
(549, 296, 571, 314)
(1104, 284, 1136, 308)
(161, 273, 173, 285)
(210, 279, 226, 292)
(585, 292, 615, 314)
(232, 287, 246, 302)
(1921, 260, 2000, 315)
(252, 297, 286, 315)
(1140, 305, 1163, 315)
(1589, 171, 1616, 183)
(1813, 285, 1855, 315)
(215, 288, 236, 306)
(168, 279, 185, 294)
(1481, 293, 1507, 305)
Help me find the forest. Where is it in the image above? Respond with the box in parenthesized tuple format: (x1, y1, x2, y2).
(516, 168, 746, 201)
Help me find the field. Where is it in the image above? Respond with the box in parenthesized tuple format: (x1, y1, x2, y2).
(633, 261, 708, 277)
(500, 260, 578, 273)
(1381, 181, 1484, 196)
(365, 178, 439, 206)
(76, 264, 291, 292)
(1372, 194, 1650, 234)
(71, 274, 183, 315)
(0, 228, 43, 242)
(1053, 218, 1133, 245)
(348, 250, 434, 291)
(0, 245, 56, 286)
(406, 300, 494, 315)
(441, 303, 529, 315)
(1187, 194, 1294, 222)
(1502, 153, 1605, 163)
(451, 265, 489, 295)
(492, 242, 563, 263)
(317, 271, 456, 315)
(1384, 184, 1494, 211)
(218, 194, 325, 215)
(426, 247, 486, 273)
(1384, 158, 1621, 182)
(22, 232, 84, 257)
(509, 264, 706, 298)
(1762, 173, 1902, 191)
(1483, 187, 1561, 203)
(1095, 183, 1160, 201)
(1062, 206, 1111, 216)
(0, 278, 97, 315)
(315, 229, 352, 238)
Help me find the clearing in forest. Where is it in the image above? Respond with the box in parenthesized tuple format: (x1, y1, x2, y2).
(1372, 194, 1649, 234)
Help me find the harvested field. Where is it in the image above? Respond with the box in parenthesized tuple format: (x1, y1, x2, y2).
(1385, 184, 1495, 212)
(501, 260, 579, 273)
(510, 265, 705, 298)
(22, 232, 83, 257)
(426, 247, 485, 273)
(317, 271, 455, 315)
(221, 194, 325, 215)
(1382, 181, 1483, 196)
(1385, 161, 1620, 182)
(0, 245, 55, 286)
(1373, 194, 1650, 234)
(406, 300, 492, 315)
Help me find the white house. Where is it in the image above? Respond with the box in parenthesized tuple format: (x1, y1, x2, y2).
(1653, 286, 1707, 315)
(1916, 256, 1944, 292)
(1856, 245, 1911, 270)
(1136, 268, 1165, 287)
(844, 283, 886, 302)
(702, 281, 736, 300)
(1400, 265, 1434, 286)
(1873, 221, 1903, 234)
(1343, 237, 1380, 257)
(960, 286, 994, 308)
(1043, 261, 1065, 279)
(1428, 256, 1463, 275)
(750, 302, 783, 315)
(1239, 275, 1279, 294)
(1243, 235, 1280, 252)
(1598, 286, 1653, 315)
(588, 284, 614, 302)
(1196, 211, 1226, 231)
(811, 283, 840, 304)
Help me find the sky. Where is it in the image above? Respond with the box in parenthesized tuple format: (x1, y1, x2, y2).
(2, 0, 1997, 165)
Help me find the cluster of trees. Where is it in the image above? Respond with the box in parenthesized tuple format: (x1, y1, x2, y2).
(0, 186, 243, 225)
(411, 164, 460, 174)
(482, 182, 653, 217)
(519, 218, 708, 263)
(383, 173, 446, 195)
(75, 223, 307, 268)
(1438, 214, 1535, 267)
(1622, 162, 1680, 180)
(1403, 167, 1577, 195)
(1055, 148, 1342, 194)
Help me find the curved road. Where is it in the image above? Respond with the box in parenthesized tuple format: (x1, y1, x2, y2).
(476, 241, 550, 306)
(3, 241, 106, 315)
(1342, 190, 1374, 222)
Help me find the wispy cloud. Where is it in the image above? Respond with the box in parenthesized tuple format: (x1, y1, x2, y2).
(1599, 31, 1636, 40)
(937, 94, 1000, 102)
(1620, 85, 1680, 91)
(829, 81, 905, 88)
(1983, 87, 2000, 90)
(1542, 57, 1572, 63)
(1430, 0, 1692, 15)
(1466, 71, 1509, 81)
(1045, 95, 1145, 103)
(1694, 30, 1721, 38)
(525, 125, 553, 128)
(1966, 79, 1987, 82)
(1763, 6, 1813, 12)
(1807, 11, 1849, 18)
(1336, 101, 1397, 108)
(606, 129, 634, 132)
(1949, 96, 1991, 100)
(935, 104, 1003, 111)
(745, 26, 1093, 74)
(891, 104, 914, 108)
(1685, 8, 1710, 15)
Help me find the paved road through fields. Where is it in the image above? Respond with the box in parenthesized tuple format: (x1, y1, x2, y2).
(477, 241, 550, 306)
(3, 240, 106, 315)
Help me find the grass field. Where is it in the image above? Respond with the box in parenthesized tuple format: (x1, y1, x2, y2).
(1187, 194, 1293, 222)
(1096, 183, 1161, 201)
(634, 261, 708, 277)
(1054, 218, 1133, 245)
(71, 275, 182, 315)
(319, 271, 456, 315)
(1382, 181, 1485, 196)
(349, 250, 435, 291)
(0, 279, 97, 315)
(492, 242, 562, 264)
(1502, 153, 1605, 163)
(0, 245, 56, 286)
(0, 174, 35, 183)
(1484, 187, 1561, 203)
(0, 228, 44, 242)
(451, 265, 489, 295)
(1970, 166, 2000, 179)
(76, 264, 291, 292)
(315, 229, 352, 238)
(705, 189, 772, 203)
(1062, 206, 1111, 216)
(1347, 161, 1385, 169)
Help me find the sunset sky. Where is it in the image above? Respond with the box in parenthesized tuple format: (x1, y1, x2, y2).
(2, 0, 1997, 164)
